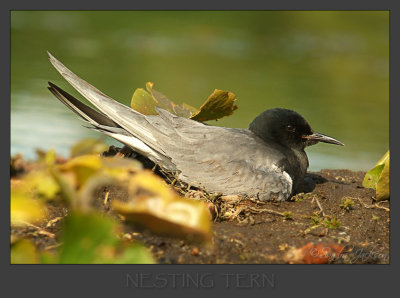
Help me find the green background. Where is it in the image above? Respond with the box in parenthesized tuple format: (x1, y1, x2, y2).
(11, 11, 389, 170)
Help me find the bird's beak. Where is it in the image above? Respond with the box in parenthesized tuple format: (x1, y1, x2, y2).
(302, 131, 345, 146)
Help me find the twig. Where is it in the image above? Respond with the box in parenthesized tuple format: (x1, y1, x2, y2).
(228, 206, 246, 221)
(20, 221, 56, 239)
(356, 198, 390, 212)
(374, 202, 390, 212)
(303, 224, 322, 236)
(313, 197, 326, 217)
(44, 242, 63, 251)
(103, 191, 110, 205)
(246, 206, 286, 217)
(46, 216, 64, 228)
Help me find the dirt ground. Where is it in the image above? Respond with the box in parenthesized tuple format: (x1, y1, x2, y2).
(128, 169, 390, 264)
(11, 154, 390, 264)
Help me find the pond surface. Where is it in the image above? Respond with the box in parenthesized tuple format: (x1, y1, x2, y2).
(11, 11, 389, 171)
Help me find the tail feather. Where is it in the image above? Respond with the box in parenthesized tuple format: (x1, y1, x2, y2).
(89, 126, 170, 166)
(47, 51, 166, 156)
(47, 82, 120, 128)
(47, 77, 174, 169)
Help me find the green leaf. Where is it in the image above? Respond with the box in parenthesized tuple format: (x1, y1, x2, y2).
(113, 244, 155, 264)
(362, 151, 389, 190)
(362, 163, 385, 189)
(375, 150, 390, 166)
(190, 89, 238, 122)
(58, 212, 116, 263)
(40, 251, 59, 264)
(376, 154, 390, 201)
(58, 212, 155, 264)
(130, 88, 158, 115)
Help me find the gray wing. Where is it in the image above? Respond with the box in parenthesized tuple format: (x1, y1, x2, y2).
(149, 109, 293, 201)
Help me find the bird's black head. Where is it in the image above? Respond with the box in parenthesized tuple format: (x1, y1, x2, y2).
(249, 108, 344, 150)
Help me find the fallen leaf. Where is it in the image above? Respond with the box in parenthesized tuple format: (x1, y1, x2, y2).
(10, 188, 46, 227)
(363, 150, 389, 189)
(128, 170, 176, 201)
(20, 170, 60, 200)
(112, 171, 212, 242)
(113, 196, 212, 242)
(58, 154, 103, 188)
(376, 155, 389, 201)
(70, 138, 109, 157)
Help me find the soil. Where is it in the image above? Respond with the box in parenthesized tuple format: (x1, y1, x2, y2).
(11, 153, 390, 264)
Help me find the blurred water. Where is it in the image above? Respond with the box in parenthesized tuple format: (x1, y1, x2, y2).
(11, 11, 389, 171)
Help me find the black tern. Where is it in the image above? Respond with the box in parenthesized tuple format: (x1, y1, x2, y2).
(47, 52, 344, 201)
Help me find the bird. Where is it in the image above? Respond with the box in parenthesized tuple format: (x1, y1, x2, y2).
(47, 52, 344, 201)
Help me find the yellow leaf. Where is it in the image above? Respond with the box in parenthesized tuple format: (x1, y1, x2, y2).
(375, 150, 390, 166)
(70, 138, 109, 157)
(113, 195, 212, 242)
(113, 170, 211, 241)
(102, 156, 142, 179)
(59, 154, 103, 187)
(22, 170, 60, 200)
(128, 170, 175, 201)
(11, 188, 46, 226)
